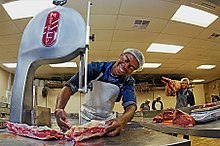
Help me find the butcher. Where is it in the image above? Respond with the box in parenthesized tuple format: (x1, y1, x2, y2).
(54, 48, 145, 137)
(175, 78, 195, 109)
(175, 78, 196, 139)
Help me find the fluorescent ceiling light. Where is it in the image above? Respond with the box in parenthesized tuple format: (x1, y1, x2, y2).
(3, 63, 17, 68)
(2, 0, 55, 20)
(192, 79, 205, 83)
(143, 63, 161, 68)
(196, 65, 216, 69)
(49, 62, 77, 68)
(146, 43, 183, 54)
(171, 5, 218, 27)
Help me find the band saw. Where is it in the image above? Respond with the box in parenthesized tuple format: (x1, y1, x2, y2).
(10, 0, 92, 125)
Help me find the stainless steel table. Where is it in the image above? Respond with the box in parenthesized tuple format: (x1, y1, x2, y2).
(138, 116, 220, 138)
(0, 122, 190, 146)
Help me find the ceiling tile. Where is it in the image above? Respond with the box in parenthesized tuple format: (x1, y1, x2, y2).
(14, 18, 31, 32)
(196, 28, 220, 43)
(120, 0, 180, 19)
(116, 15, 168, 32)
(0, 5, 11, 22)
(91, 29, 114, 41)
(66, 0, 121, 15)
(0, 34, 22, 45)
(90, 41, 111, 51)
(162, 21, 204, 37)
(110, 42, 147, 53)
(0, 21, 20, 35)
(187, 39, 218, 50)
(209, 18, 220, 32)
(154, 33, 193, 46)
(113, 30, 158, 43)
(90, 15, 117, 29)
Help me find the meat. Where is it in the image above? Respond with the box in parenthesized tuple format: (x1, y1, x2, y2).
(199, 103, 217, 108)
(161, 77, 181, 96)
(153, 113, 163, 123)
(153, 110, 174, 123)
(65, 120, 106, 142)
(163, 111, 174, 120)
(173, 109, 195, 127)
(152, 109, 195, 127)
(7, 120, 106, 142)
(6, 121, 64, 140)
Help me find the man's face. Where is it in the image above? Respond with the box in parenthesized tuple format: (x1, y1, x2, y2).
(157, 97, 161, 101)
(113, 53, 139, 76)
(181, 81, 188, 89)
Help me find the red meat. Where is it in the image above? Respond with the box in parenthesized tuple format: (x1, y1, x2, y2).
(200, 103, 217, 108)
(65, 120, 106, 142)
(161, 77, 181, 96)
(163, 111, 174, 120)
(6, 121, 64, 140)
(173, 109, 195, 127)
(153, 113, 163, 123)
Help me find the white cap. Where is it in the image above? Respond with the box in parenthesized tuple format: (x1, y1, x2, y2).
(181, 77, 190, 84)
(156, 95, 161, 99)
(123, 48, 145, 71)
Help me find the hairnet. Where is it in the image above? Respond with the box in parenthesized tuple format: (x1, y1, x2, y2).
(181, 78, 190, 84)
(123, 48, 145, 71)
(211, 93, 217, 97)
(156, 95, 161, 99)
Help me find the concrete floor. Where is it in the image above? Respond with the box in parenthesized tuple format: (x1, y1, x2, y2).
(178, 135, 220, 146)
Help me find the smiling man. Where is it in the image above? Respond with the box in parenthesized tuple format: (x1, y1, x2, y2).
(175, 78, 195, 109)
(55, 48, 145, 136)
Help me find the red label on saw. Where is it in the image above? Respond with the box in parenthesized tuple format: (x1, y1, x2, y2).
(42, 11, 60, 46)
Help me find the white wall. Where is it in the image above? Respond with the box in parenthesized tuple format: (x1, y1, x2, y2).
(192, 84, 205, 105)
(36, 84, 205, 113)
(0, 68, 10, 102)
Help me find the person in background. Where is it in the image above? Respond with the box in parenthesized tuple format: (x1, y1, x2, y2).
(152, 95, 163, 110)
(175, 78, 195, 109)
(175, 77, 195, 140)
(54, 48, 145, 137)
(140, 99, 150, 111)
(211, 94, 220, 102)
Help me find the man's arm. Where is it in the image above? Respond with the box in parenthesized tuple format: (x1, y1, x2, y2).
(140, 103, 144, 109)
(160, 101, 164, 110)
(152, 100, 156, 110)
(55, 86, 73, 109)
(55, 86, 73, 132)
(188, 90, 195, 106)
(190, 92, 195, 106)
(105, 104, 136, 136)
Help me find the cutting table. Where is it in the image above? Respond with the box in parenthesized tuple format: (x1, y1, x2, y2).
(0, 121, 190, 146)
(140, 118, 220, 138)
(137, 107, 220, 138)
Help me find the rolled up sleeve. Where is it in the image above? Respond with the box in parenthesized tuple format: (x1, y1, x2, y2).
(121, 77, 137, 110)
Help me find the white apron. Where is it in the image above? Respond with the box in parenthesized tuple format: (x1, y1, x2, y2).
(80, 79, 120, 124)
(155, 102, 161, 110)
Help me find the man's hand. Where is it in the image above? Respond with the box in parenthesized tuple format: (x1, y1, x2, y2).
(104, 117, 125, 136)
(54, 109, 70, 132)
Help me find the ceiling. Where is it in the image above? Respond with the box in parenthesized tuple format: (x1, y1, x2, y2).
(0, 0, 220, 84)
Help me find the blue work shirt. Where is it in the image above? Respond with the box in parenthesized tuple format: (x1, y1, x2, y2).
(66, 61, 137, 109)
(176, 89, 195, 109)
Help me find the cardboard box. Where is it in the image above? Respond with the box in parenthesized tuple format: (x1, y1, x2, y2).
(34, 106, 51, 127)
